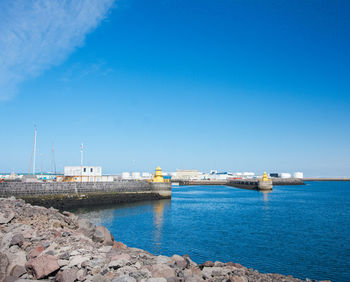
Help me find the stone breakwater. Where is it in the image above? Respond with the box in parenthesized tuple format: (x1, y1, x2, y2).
(0, 198, 322, 282)
(0, 181, 171, 210)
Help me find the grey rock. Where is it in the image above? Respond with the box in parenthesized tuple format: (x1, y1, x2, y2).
(55, 267, 78, 282)
(0, 212, 15, 224)
(151, 264, 176, 279)
(98, 246, 113, 253)
(70, 250, 80, 256)
(93, 226, 114, 246)
(77, 268, 87, 280)
(78, 219, 95, 237)
(156, 255, 172, 265)
(9, 265, 26, 278)
(68, 255, 90, 267)
(0, 253, 9, 282)
(10, 234, 25, 247)
(108, 258, 129, 269)
(146, 278, 167, 282)
(59, 252, 70, 260)
(58, 259, 69, 267)
(112, 275, 137, 282)
(3, 276, 17, 282)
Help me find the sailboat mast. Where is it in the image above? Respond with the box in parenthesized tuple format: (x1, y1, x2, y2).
(81, 143, 83, 182)
(32, 127, 37, 175)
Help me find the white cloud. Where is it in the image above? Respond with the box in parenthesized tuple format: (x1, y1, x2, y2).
(0, 0, 115, 100)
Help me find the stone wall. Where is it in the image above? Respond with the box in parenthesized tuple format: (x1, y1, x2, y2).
(0, 180, 171, 210)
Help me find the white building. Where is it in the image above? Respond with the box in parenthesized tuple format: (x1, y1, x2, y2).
(280, 172, 292, 179)
(293, 172, 304, 179)
(59, 166, 113, 182)
(174, 169, 199, 180)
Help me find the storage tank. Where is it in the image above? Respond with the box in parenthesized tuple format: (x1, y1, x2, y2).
(280, 173, 292, 179)
(141, 172, 151, 178)
(132, 172, 141, 179)
(121, 172, 130, 179)
(293, 172, 304, 179)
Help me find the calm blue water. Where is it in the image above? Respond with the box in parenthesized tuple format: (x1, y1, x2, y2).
(73, 182, 350, 282)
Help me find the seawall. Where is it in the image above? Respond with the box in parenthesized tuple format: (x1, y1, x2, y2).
(0, 181, 171, 210)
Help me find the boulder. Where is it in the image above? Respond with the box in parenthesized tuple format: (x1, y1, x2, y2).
(200, 261, 214, 268)
(228, 276, 248, 282)
(184, 275, 204, 282)
(0, 253, 9, 282)
(111, 253, 131, 261)
(146, 278, 167, 282)
(98, 246, 113, 253)
(202, 266, 231, 278)
(0, 212, 15, 224)
(108, 258, 129, 269)
(93, 226, 114, 246)
(3, 276, 17, 282)
(10, 234, 25, 247)
(55, 267, 78, 282)
(113, 241, 127, 250)
(151, 264, 175, 279)
(156, 255, 172, 265)
(78, 218, 95, 237)
(29, 245, 44, 258)
(6, 249, 26, 277)
(25, 254, 60, 279)
(68, 255, 90, 268)
(77, 268, 87, 280)
(112, 275, 137, 282)
(9, 265, 26, 277)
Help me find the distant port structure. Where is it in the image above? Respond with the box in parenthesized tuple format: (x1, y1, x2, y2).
(2, 127, 342, 207)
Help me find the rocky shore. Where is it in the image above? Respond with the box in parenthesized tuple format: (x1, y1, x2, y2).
(0, 197, 321, 282)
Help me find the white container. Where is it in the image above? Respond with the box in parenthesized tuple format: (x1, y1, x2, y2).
(280, 173, 292, 179)
(293, 172, 304, 179)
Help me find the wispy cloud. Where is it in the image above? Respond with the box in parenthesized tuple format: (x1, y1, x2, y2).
(61, 61, 114, 82)
(0, 0, 115, 100)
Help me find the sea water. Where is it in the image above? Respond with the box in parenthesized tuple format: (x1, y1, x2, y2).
(73, 182, 350, 281)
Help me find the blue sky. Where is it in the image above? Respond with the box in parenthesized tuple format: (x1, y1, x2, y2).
(0, 0, 349, 176)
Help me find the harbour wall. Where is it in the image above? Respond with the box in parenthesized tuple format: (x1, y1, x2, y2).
(0, 180, 171, 210)
(177, 178, 304, 187)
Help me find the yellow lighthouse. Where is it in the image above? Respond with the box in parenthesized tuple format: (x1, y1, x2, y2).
(262, 171, 270, 181)
(152, 166, 164, 183)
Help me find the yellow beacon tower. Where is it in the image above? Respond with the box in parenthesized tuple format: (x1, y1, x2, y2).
(262, 171, 270, 181)
(153, 166, 164, 183)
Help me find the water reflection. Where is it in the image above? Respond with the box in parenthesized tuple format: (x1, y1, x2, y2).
(262, 191, 271, 203)
(153, 200, 171, 252)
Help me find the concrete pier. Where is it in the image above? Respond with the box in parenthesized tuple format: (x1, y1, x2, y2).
(227, 179, 272, 191)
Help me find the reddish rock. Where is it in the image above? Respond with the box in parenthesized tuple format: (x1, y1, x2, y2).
(226, 262, 246, 269)
(25, 254, 60, 279)
(30, 245, 44, 258)
(199, 261, 214, 268)
(113, 241, 127, 249)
